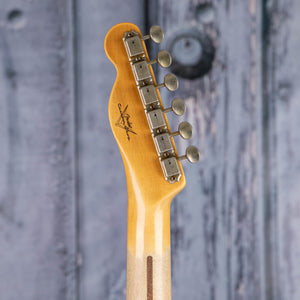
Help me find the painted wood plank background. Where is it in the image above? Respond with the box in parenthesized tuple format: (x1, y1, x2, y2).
(0, 0, 77, 299)
(155, 1, 264, 300)
(263, 0, 300, 299)
(0, 0, 300, 299)
(74, 1, 144, 299)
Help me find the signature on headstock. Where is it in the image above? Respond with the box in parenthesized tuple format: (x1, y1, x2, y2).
(115, 103, 137, 141)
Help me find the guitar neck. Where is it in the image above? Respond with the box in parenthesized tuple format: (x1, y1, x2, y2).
(126, 192, 172, 300)
(105, 22, 197, 300)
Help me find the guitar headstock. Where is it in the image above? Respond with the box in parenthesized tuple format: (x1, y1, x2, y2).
(104, 23, 199, 204)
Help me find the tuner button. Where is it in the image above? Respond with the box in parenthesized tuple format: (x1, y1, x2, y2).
(150, 25, 164, 43)
(163, 98, 186, 116)
(148, 50, 172, 68)
(156, 73, 178, 91)
(170, 121, 192, 140)
(178, 146, 200, 163)
(157, 50, 172, 68)
(141, 25, 164, 43)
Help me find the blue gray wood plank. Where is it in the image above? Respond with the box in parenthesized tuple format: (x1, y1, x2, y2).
(0, 1, 77, 299)
(73, 1, 145, 299)
(0, 0, 300, 299)
(263, 0, 300, 299)
(154, 1, 265, 299)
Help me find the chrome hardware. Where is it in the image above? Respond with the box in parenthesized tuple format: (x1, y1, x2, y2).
(154, 133, 174, 156)
(148, 50, 172, 68)
(132, 60, 152, 82)
(123, 27, 200, 183)
(160, 157, 181, 183)
(138, 85, 160, 109)
(178, 146, 200, 163)
(156, 74, 178, 91)
(123, 31, 145, 58)
(170, 121, 192, 140)
(141, 25, 164, 43)
(163, 97, 186, 116)
(146, 109, 167, 131)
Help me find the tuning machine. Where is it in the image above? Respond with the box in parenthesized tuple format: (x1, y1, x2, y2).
(123, 24, 200, 184)
(148, 50, 172, 68)
(170, 121, 192, 140)
(123, 25, 165, 59)
(152, 122, 193, 159)
(163, 97, 186, 116)
(141, 25, 164, 43)
(156, 73, 178, 91)
(131, 52, 172, 84)
(178, 146, 200, 163)
(159, 145, 200, 183)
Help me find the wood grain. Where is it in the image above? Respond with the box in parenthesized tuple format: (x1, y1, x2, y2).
(263, 0, 300, 299)
(73, 2, 145, 300)
(104, 23, 186, 299)
(153, 1, 265, 299)
(0, 0, 76, 299)
(0, 0, 299, 299)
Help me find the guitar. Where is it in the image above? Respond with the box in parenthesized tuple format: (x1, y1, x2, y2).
(105, 23, 199, 300)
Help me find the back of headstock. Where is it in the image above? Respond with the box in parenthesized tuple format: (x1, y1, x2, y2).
(104, 23, 199, 206)
(105, 23, 200, 300)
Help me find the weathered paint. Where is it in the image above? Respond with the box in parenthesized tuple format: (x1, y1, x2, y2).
(73, 1, 144, 299)
(0, 0, 76, 299)
(155, 1, 264, 300)
(0, 0, 299, 299)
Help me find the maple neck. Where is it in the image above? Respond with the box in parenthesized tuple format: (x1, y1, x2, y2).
(126, 192, 172, 300)
(104, 22, 198, 300)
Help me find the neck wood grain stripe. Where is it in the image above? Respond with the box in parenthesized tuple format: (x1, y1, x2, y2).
(147, 256, 153, 300)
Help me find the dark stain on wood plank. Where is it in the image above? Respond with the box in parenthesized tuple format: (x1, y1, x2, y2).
(226, 0, 231, 12)
(202, 170, 217, 300)
(0, 29, 19, 223)
(222, 46, 232, 300)
(261, 0, 280, 299)
(0, 1, 77, 298)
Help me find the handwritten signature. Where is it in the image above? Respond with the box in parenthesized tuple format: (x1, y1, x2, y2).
(115, 103, 137, 141)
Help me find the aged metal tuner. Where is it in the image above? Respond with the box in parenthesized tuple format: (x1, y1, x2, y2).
(122, 25, 200, 183)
